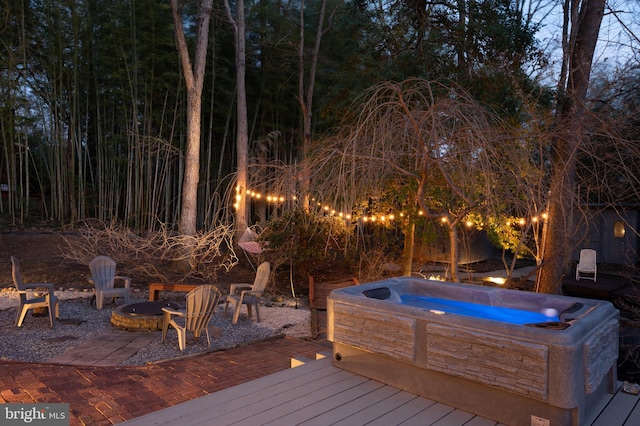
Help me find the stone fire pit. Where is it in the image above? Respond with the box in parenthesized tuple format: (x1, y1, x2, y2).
(111, 301, 179, 331)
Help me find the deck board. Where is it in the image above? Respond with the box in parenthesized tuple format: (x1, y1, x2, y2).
(367, 397, 449, 426)
(463, 417, 501, 426)
(330, 389, 421, 426)
(122, 357, 640, 426)
(591, 382, 640, 426)
(397, 402, 457, 425)
(299, 384, 403, 426)
(255, 378, 383, 425)
(120, 358, 338, 426)
(625, 401, 640, 425)
(428, 408, 476, 426)
(170, 363, 351, 424)
(229, 374, 371, 425)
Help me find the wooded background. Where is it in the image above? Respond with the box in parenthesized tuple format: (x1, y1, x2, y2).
(1, 0, 639, 291)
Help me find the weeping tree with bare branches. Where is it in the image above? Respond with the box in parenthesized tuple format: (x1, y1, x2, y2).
(304, 78, 510, 282)
(300, 74, 640, 286)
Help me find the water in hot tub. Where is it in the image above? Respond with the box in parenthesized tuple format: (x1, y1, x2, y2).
(400, 295, 560, 325)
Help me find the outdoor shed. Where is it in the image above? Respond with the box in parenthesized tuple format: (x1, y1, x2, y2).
(572, 204, 639, 267)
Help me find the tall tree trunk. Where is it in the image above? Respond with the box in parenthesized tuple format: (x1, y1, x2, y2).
(401, 221, 415, 276)
(456, 0, 468, 74)
(298, 0, 332, 210)
(225, 0, 248, 236)
(171, 0, 213, 236)
(538, 0, 605, 294)
(448, 221, 460, 282)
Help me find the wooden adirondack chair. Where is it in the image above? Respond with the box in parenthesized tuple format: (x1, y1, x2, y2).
(88, 256, 131, 309)
(224, 262, 270, 325)
(161, 285, 222, 351)
(11, 256, 59, 328)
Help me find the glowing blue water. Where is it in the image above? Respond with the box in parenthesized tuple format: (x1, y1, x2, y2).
(400, 295, 559, 325)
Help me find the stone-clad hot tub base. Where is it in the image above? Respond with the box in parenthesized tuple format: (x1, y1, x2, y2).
(327, 277, 619, 426)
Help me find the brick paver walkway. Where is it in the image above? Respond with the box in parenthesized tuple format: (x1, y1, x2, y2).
(48, 330, 159, 366)
(1, 336, 331, 425)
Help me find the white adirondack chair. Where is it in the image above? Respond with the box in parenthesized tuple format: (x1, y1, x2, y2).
(88, 256, 131, 309)
(224, 262, 270, 325)
(576, 249, 597, 282)
(161, 285, 222, 351)
(11, 256, 59, 328)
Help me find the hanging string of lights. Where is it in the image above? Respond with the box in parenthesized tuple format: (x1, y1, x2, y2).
(234, 186, 547, 227)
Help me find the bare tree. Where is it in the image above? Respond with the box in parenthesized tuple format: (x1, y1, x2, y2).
(297, 0, 338, 209)
(170, 0, 214, 236)
(538, 0, 606, 294)
(224, 0, 249, 236)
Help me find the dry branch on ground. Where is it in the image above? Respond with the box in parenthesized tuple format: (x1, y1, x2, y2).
(60, 222, 238, 283)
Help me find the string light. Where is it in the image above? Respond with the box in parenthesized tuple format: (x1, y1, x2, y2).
(234, 185, 548, 229)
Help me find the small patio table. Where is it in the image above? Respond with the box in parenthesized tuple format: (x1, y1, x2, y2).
(148, 283, 201, 301)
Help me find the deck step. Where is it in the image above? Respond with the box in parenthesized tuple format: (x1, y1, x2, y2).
(316, 350, 331, 360)
(291, 351, 332, 367)
(290, 356, 312, 368)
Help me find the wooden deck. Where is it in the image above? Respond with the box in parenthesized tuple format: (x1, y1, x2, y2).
(592, 383, 640, 426)
(121, 355, 640, 426)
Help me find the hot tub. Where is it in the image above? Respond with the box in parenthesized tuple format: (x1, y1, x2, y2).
(327, 277, 619, 426)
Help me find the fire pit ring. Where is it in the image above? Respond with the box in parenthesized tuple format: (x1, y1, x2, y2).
(111, 301, 180, 331)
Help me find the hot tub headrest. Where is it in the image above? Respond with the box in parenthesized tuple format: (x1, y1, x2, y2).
(363, 287, 392, 300)
(559, 302, 585, 321)
(524, 321, 571, 330)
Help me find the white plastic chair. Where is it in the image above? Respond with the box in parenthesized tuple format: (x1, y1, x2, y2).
(11, 256, 59, 328)
(224, 262, 270, 325)
(88, 256, 131, 309)
(576, 249, 597, 282)
(161, 285, 222, 351)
